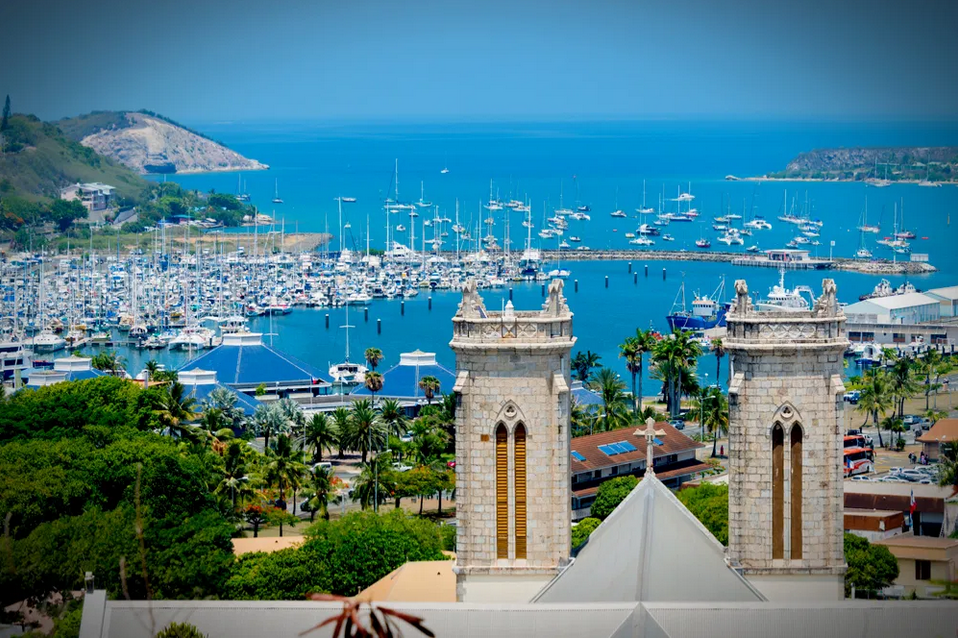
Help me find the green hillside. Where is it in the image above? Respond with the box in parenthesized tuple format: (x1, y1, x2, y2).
(0, 113, 148, 203)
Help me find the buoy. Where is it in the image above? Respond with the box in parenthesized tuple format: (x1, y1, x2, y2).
(325, 314, 329, 329)
(377, 318, 382, 335)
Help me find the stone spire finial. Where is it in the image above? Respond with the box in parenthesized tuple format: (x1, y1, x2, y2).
(814, 278, 840, 317)
(635, 416, 665, 476)
(456, 279, 487, 318)
(732, 279, 751, 315)
(541, 279, 569, 317)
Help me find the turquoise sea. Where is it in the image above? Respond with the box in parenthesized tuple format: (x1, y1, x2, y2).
(131, 120, 958, 387)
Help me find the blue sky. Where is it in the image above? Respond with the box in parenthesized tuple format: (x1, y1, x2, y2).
(3, 0, 957, 122)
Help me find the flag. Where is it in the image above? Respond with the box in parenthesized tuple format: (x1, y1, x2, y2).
(909, 490, 916, 517)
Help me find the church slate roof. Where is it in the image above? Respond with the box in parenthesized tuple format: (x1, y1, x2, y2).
(534, 474, 764, 604)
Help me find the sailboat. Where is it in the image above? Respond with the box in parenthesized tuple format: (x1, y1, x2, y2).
(272, 179, 284, 204)
(856, 197, 880, 233)
(328, 304, 367, 388)
(417, 181, 432, 208)
(236, 174, 251, 202)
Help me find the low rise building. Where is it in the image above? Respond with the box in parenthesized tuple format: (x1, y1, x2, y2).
(60, 182, 116, 212)
(570, 422, 710, 519)
(844, 481, 958, 538)
(874, 536, 958, 598)
(843, 292, 941, 326)
(917, 419, 958, 462)
(350, 350, 455, 408)
(926, 285, 958, 318)
(844, 508, 905, 542)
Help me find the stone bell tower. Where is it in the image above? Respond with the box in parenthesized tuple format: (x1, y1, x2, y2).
(725, 278, 848, 601)
(450, 279, 575, 603)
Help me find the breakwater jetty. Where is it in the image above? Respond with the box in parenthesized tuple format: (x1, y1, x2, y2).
(455, 249, 936, 275)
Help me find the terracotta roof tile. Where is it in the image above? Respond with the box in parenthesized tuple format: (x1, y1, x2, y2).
(917, 418, 958, 443)
(570, 422, 704, 473)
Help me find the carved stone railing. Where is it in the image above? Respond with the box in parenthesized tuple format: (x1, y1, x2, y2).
(451, 312, 574, 345)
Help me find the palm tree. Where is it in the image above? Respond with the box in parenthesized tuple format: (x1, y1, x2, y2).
(364, 347, 384, 371)
(418, 375, 440, 405)
(925, 408, 948, 426)
(153, 381, 199, 441)
(711, 338, 725, 387)
(572, 350, 602, 382)
(857, 369, 892, 448)
(588, 368, 630, 432)
(92, 350, 127, 377)
(277, 397, 305, 437)
(920, 349, 942, 412)
(409, 415, 450, 465)
(699, 387, 728, 457)
(304, 466, 333, 522)
(144, 359, 160, 385)
(653, 331, 703, 419)
(888, 355, 919, 420)
(215, 441, 254, 510)
(379, 398, 407, 439)
(351, 459, 388, 511)
(347, 399, 387, 464)
(331, 406, 352, 459)
(205, 386, 244, 430)
(253, 402, 288, 452)
(303, 412, 336, 463)
(619, 336, 641, 415)
(365, 371, 384, 406)
(264, 434, 307, 535)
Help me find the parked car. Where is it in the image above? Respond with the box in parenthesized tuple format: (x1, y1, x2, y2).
(392, 463, 412, 472)
(447, 460, 456, 468)
(844, 391, 860, 404)
(668, 419, 685, 431)
(311, 461, 332, 471)
(902, 415, 923, 426)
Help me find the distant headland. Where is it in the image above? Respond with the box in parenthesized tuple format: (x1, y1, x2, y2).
(731, 146, 958, 185)
(58, 110, 269, 175)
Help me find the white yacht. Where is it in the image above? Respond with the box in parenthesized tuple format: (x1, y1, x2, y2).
(754, 270, 815, 312)
(32, 330, 66, 353)
(328, 305, 367, 388)
(168, 326, 215, 350)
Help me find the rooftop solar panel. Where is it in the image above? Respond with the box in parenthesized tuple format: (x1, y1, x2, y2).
(653, 437, 664, 446)
(571, 451, 586, 462)
(617, 441, 637, 452)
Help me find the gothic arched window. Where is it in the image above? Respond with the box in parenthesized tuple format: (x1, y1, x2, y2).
(514, 423, 527, 559)
(772, 423, 784, 560)
(790, 425, 803, 559)
(495, 424, 508, 559)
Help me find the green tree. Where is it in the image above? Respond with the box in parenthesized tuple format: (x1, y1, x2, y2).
(330, 406, 352, 458)
(302, 412, 336, 463)
(253, 402, 287, 452)
(711, 338, 725, 386)
(676, 483, 729, 545)
(90, 350, 126, 376)
(144, 359, 160, 384)
(572, 350, 602, 382)
(47, 199, 88, 232)
(153, 382, 199, 441)
(418, 375, 440, 405)
(588, 368, 630, 432)
(590, 475, 639, 520)
(379, 398, 407, 440)
(303, 465, 334, 522)
(571, 517, 601, 549)
(264, 434, 307, 535)
(652, 330, 703, 419)
(364, 347, 384, 371)
(365, 370, 384, 405)
(215, 441, 253, 511)
(844, 533, 899, 597)
(857, 369, 892, 448)
(344, 399, 386, 464)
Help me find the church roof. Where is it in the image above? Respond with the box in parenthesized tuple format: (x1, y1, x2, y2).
(178, 332, 331, 389)
(350, 350, 456, 401)
(534, 474, 764, 604)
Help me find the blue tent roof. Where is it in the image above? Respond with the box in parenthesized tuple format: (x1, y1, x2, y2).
(178, 333, 331, 389)
(351, 350, 455, 401)
(571, 381, 603, 407)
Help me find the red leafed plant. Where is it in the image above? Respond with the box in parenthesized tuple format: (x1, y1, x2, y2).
(300, 594, 434, 638)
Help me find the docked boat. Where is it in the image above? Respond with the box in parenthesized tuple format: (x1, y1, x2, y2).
(611, 210, 627, 218)
(695, 238, 711, 249)
(661, 234, 675, 242)
(859, 279, 918, 301)
(168, 326, 215, 350)
(32, 330, 66, 353)
(666, 279, 728, 331)
(754, 270, 815, 312)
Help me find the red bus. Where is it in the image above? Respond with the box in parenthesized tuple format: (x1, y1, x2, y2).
(844, 447, 873, 477)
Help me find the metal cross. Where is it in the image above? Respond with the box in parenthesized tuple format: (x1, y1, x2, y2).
(635, 417, 665, 476)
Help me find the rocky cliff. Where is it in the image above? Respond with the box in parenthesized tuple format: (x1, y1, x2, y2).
(770, 146, 957, 182)
(62, 111, 268, 175)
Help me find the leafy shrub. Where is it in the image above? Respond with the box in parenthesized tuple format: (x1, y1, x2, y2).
(590, 476, 638, 520)
(677, 483, 729, 545)
(572, 517, 601, 549)
(156, 623, 207, 638)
